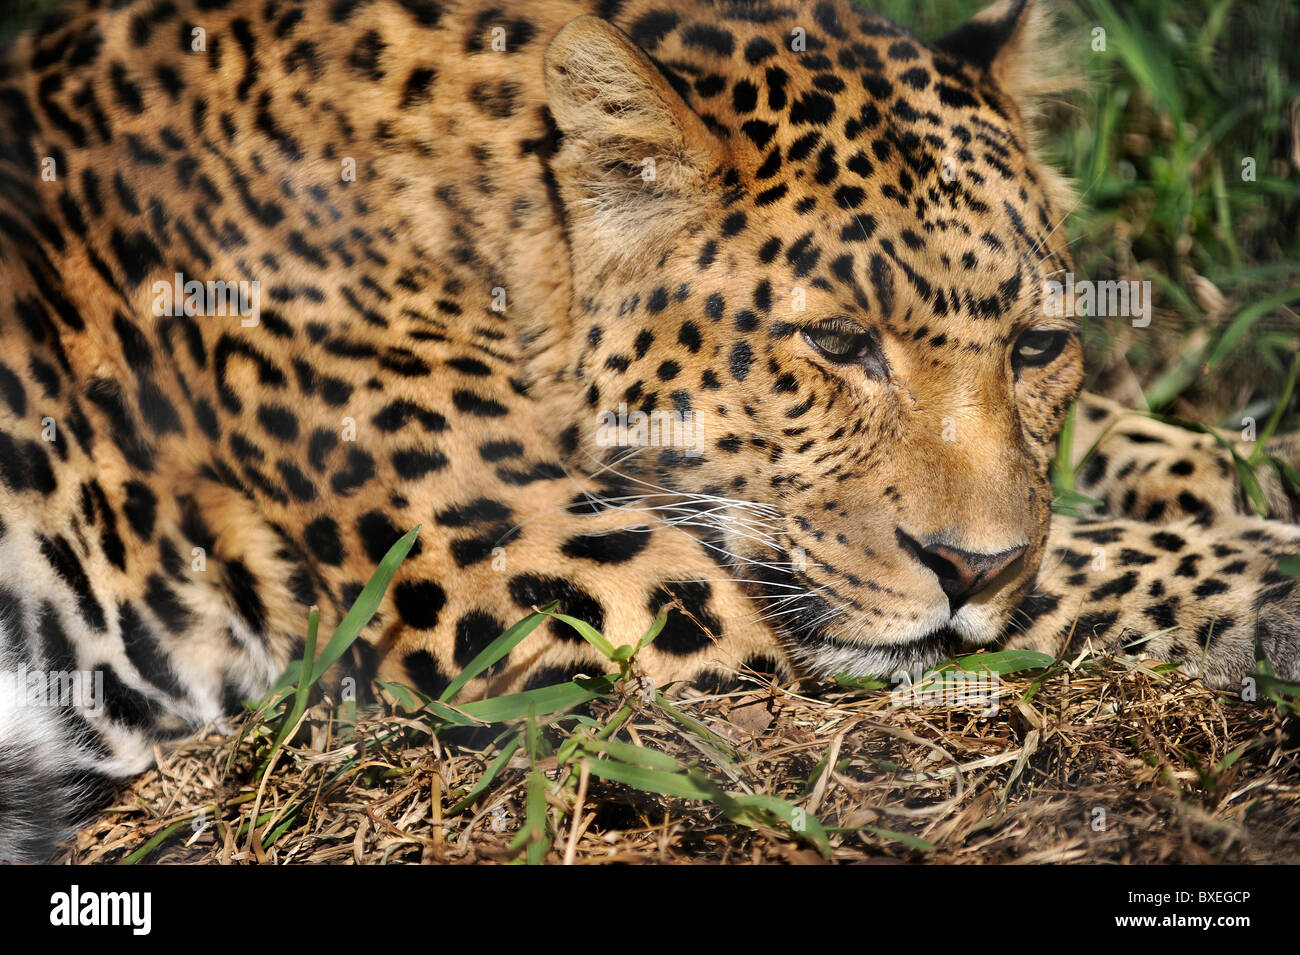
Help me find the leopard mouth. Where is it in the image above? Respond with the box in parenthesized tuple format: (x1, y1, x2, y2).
(737, 531, 1034, 682)
(737, 527, 1031, 681)
(740, 549, 964, 680)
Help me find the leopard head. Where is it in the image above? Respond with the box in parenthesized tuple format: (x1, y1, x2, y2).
(543, 0, 1083, 678)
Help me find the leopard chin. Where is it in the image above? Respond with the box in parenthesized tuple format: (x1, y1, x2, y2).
(784, 626, 964, 682)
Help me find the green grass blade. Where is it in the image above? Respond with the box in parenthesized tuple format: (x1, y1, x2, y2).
(121, 818, 192, 865)
(636, 606, 670, 652)
(457, 675, 617, 723)
(1206, 286, 1300, 370)
(1051, 401, 1078, 497)
(511, 770, 551, 865)
(548, 611, 616, 659)
(1051, 488, 1105, 518)
(261, 804, 304, 850)
(954, 649, 1057, 674)
(440, 603, 557, 703)
(652, 695, 741, 761)
(860, 826, 935, 852)
(310, 526, 421, 686)
(583, 756, 717, 800)
(580, 736, 683, 772)
(446, 735, 522, 817)
(270, 606, 319, 756)
(730, 793, 832, 857)
(834, 674, 892, 690)
(376, 681, 482, 726)
(1249, 353, 1299, 461)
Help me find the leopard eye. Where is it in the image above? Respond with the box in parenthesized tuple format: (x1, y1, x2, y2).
(1013, 328, 1071, 371)
(804, 320, 868, 361)
(803, 319, 888, 379)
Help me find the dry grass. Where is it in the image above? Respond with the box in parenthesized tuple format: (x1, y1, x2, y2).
(62, 653, 1300, 865)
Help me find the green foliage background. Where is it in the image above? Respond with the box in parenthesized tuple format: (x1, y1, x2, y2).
(884, 0, 1300, 431)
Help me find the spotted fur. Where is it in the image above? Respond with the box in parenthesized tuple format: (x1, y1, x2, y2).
(0, 0, 1297, 861)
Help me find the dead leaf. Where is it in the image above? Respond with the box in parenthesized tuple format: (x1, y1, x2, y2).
(727, 697, 775, 736)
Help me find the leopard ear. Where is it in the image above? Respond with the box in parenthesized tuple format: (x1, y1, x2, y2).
(935, 0, 1046, 97)
(935, 0, 1077, 214)
(544, 15, 728, 264)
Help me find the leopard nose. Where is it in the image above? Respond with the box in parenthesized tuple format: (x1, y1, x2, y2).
(895, 530, 1027, 610)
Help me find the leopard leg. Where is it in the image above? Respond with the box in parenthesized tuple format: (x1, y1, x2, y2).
(1006, 510, 1300, 688)
(1071, 391, 1300, 523)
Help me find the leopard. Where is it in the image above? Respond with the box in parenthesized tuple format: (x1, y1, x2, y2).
(0, 0, 1297, 863)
